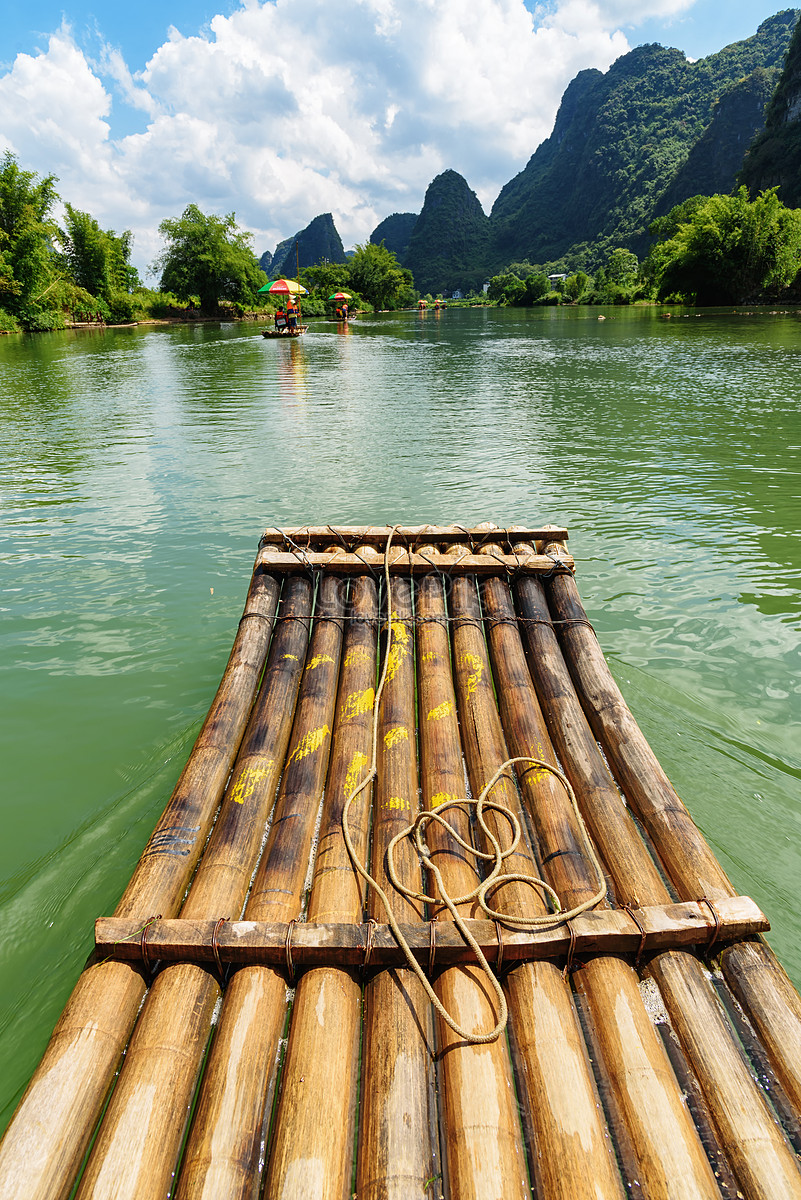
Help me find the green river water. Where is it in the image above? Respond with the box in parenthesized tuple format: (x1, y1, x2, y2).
(1, 305, 800, 1131)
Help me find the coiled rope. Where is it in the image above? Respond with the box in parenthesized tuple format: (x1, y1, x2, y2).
(341, 527, 606, 1043)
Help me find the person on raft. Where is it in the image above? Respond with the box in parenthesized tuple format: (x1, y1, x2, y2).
(286, 299, 299, 331)
(274, 306, 287, 332)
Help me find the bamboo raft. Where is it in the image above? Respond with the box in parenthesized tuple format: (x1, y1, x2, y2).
(2, 522, 801, 1200)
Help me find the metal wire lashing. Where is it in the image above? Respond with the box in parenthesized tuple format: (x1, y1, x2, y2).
(362, 918, 377, 975)
(699, 896, 723, 957)
(211, 917, 228, 980)
(623, 904, 648, 969)
(140, 915, 161, 979)
(285, 918, 297, 985)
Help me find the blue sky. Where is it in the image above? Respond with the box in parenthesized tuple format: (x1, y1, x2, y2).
(0, 1, 795, 270)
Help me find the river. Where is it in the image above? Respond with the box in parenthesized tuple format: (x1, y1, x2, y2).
(1, 304, 800, 1130)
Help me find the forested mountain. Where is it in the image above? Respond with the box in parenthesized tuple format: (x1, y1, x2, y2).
(741, 13, 801, 205)
(369, 212, 418, 260)
(654, 68, 781, 219)
(403, 170, 489, 294)
(267, 212, 346, 275)
(489, 10, 798, 270)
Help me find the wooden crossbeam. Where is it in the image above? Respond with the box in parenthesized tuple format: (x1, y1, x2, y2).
(95, 896, 767, 972)
(256, 547, 574, 576)
(260, 525, 569, 547)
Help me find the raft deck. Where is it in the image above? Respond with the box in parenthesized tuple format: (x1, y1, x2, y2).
(2, 523, 801, 1200)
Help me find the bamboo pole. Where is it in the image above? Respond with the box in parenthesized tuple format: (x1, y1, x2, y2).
(257, 546, 575, 576)
(541, 539, 801, 1121)
(262, 554, 380, 1200)
(259, 525, 569, 547)
(0, 563, 281, 1200)
(173, 571, 346, 1199)
(74, 574, 314, 1199)
(472, 540, 724, 1200)
(414, 561, 529, 1200)
(514, 545, 801, 1197)
(356, 576, 438, 1200)
(446, 547, 625, 1200)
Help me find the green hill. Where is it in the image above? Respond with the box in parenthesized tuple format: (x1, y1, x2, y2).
(370, 212, 418, 261)
(270, 213, 346, 276)
(741, 13, 801, 206)
(489, 10, 798, 269)
(403, 170, 489, 294)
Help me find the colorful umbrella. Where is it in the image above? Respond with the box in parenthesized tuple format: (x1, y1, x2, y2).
(328, 291, 352, 300)
(258, 278, 308, 295)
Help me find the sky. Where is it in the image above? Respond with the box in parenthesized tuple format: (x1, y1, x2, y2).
(0, 0, 795, 274)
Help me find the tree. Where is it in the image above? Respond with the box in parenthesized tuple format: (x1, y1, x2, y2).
(153, 205, 266, 312)
(347, 242, 413, 310)
(606, 248, 639, 285)
(299, 262, 352, 298)
(0, 151, 60, 316)
(59, 205, 138, 302)
(649, 188, 801, 304)
(563, 271, 589, 301)
(524, 272, 550, 303)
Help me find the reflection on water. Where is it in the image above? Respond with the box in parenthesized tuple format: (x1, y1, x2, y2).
(1, 307, 801, 1127)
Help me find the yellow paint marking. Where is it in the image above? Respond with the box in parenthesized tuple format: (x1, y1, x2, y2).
(525, 742, 551, 782)
(427, 700, 453, 722)
(462, 653, 483, 696)
(431, 791, 457, 809)
(290, 725, 330, 763)
(421, 651, 436, 663)
(344, 646, 371, 668)
(384, 611, 410, 682)
(341, 688, 375, 722)
(307, 654, 334, 671)
(383, 726, 409, 750)
(384, 796, 410, 811)
(230, 759, 275, 805)
(345, 750, 370, 798)
(282, 653, 299, 661)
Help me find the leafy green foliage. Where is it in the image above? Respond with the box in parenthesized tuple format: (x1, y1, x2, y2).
(487, 273, 526, 304)
(153, 205, 267, 313)
(347, 242, 414, 310)
(563, 271, 590, 301)
(58, 205, 138, 303)
(0, 151, 60, 325)
(0, 307, 19, 332)
(607, 249, 639, 284)
(647, 187, 801, 303)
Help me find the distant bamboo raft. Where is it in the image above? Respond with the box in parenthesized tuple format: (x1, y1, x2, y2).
(2, 522, 801, 1200)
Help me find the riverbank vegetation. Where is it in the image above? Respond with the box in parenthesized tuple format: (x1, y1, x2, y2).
(484, 188, 801, 308)
(0, 150, 416, 332)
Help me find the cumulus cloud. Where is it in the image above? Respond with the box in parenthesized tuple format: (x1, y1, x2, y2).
(0, 0, 692, 272)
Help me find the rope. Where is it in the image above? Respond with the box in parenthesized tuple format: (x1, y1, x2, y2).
(341, 528, 607, 1044)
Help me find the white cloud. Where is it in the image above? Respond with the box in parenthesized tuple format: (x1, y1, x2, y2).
(0, 0, 686, 273)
